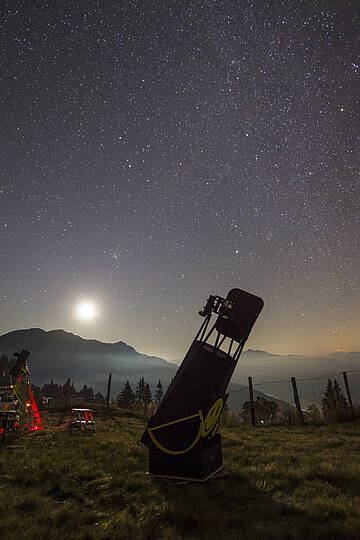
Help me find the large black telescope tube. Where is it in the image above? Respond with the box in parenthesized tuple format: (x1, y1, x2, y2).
(141, 288, 264, 481)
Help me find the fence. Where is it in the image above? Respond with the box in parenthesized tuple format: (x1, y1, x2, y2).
(226, 369, 360, 426)
(22, 369, 360, 426)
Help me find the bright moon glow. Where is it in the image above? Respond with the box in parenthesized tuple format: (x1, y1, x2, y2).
(75, 301, 97, 321)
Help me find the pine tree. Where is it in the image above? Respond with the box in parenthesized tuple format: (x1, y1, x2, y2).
(144, 383, 152, 405)
(80, 384, 94, 402)
(154, 380, 164, 406)
(117, 380, 135, 409)
(135, 376, 145, 409)
(322, 379, 336, 420)
(322, 379, 350, 422)
(333, 379, 349, 420)
(144, 383, 152, 413)
(0, 354, 9, 379)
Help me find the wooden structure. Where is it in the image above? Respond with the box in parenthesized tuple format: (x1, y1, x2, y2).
(68, 408, 96, 431)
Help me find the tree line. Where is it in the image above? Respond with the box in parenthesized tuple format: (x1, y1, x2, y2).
(117, 377, 164, 411)
(31, 381, 105, 404)
(30, 378, 165, 412)
(293, 378, 351, 424)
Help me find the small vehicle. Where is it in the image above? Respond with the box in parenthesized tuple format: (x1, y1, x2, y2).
(68, 408, 96, 432)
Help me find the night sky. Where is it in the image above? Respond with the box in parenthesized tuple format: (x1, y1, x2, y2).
(1, 1, 359, 361)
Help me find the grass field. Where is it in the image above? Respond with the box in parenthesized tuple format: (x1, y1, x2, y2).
(1, 409, 360, 539)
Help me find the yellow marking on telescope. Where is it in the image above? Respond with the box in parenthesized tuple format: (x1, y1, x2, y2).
(149, 412, 201, 431)
(148, 411, 204, 455)
(201, 398, 223, 438)
(147, 399, 224, 455)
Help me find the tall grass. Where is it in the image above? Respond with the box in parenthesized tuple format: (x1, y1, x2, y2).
(1, 410, 360, 539)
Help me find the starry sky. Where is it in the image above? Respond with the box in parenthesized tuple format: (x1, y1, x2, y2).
(1, 0, 359, 361)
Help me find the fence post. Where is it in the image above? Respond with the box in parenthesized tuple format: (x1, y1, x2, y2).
(248, 376, 256, 427)
(291, 377, 304, 425)
(343, 372, 354, 418)
(65, 378, 71, 410)
(106, 373, 112, 409)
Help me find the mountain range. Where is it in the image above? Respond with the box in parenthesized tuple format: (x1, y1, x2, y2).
(1, 328, 359, 410)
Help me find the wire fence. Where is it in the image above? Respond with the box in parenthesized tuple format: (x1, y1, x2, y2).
(4, 367, 360, 426)
(249, 370, 360, 409)
(54, 369, 360, 426)
(52, 371, 360, 407)
(225, 369, 360, 426)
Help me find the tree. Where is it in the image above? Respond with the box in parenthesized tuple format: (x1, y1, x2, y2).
(80, 384, 94, 402)
(143, 383, 152, 415)
(322, 379, 336, 420)
(154, 380, 164, 406)
(322, 379, 349, 422)
(135, 377, 145, 409)
(42, 380, 61, 398)
(0, 354, 9, 379)
(117, 381, 135, 409)
(333, 379, 349, 420)
(307, 403, 321, 423)
(242, 397, 278, 425)
(94, 392, 105, 402)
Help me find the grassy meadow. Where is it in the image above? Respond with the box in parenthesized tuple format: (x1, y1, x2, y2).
(1, 409, 360, 539)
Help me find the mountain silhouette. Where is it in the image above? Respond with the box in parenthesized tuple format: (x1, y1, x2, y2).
(0, 328, 291, 410)
(0, 328, 174, 385)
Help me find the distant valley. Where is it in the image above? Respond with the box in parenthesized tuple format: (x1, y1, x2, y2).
(1, 328, 359, 410)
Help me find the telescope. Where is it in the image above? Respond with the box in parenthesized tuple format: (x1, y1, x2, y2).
(141, 288, 264, 482)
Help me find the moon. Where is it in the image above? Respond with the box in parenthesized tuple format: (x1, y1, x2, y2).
(75, 301, 97, 321)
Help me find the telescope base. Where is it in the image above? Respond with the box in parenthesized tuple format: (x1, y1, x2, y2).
(147, 434, 223, 481)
